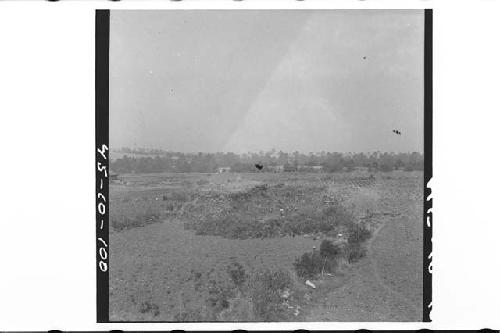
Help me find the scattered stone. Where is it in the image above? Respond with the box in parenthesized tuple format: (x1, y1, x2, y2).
(305, 280, 316, 289)
(294, 306, 300, 316)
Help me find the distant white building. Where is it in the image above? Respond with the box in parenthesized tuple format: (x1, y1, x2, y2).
(297, 165, 323, 172)
(268, 165, 284, 172)
(311, 165, 323, 172)
(217, 166, 231, 173)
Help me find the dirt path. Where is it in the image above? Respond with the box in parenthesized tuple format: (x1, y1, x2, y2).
(305, 179, 422, 321)
(370, 200, 423, 318)
(366, 209, 420, 318)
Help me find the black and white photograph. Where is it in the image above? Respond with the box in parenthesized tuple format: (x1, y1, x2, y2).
(3, 0, 500, 329)
(100, 9, 431, 322)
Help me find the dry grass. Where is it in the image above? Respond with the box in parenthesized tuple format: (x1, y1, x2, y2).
(110, 188, 192, 232)
(109, 171, 423, 321)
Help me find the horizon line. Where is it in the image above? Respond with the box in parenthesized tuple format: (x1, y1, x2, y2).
(111, 147, 424, 155)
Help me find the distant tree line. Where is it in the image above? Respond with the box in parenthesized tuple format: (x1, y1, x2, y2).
(110, 148, 424, 174)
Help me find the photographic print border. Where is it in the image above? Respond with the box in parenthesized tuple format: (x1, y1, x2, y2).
(423, 8, 433, 323)
(95, 8, 433, 323)
(96, 9, 110, 323)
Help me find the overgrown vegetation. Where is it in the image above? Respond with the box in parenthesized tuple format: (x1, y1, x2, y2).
(248, 269, 294, 321)
(110, 205, 161, 232)
(226, 261, 248, 288)
(184, 185, 356, 240)
(344, 243, 368, 263)
(173, 263, 298, 321)
(293, 224, 372, 279)
(344, 224, 371, 263)
(110, 171, 422, 322)
(348, 224, 372, 244)
(110, 190, 191, 232)
(111, 216, 155, 232)
(139, 301, 160, 317)
(173, 266, 236, 321)
(320, 238, 342, 258)
(293, 240, 340, 279)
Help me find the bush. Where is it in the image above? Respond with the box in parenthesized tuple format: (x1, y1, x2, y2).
(320, 239, 341, 259)
(205, 278, 232, 314)
(186, 212, 257, 239)
(110, 198, 162, 232)
(348, 225, 372, 245)
(111, 214, 160, 232)
(164, 202, 175, 211)
(227, 262, 247, 288)
(293, 251, 337, 279)
(293, 227, 371, 278)
(184, 186, 356, 240)
(171, 262, 301, 322)
(249, 269, 293, 321)
(321, 199, 355, 227)
(344, 243, 367, 263)
(162, 191, 190, 202)
(218, 296, 255, 321)
(174, 307, 205, 321)
(281, 201, 355, 237)
(138, 301, 160, 317)
(196, 179, 210, 186)
(293, 252, 321, 279)
(379, 164, 393, 172)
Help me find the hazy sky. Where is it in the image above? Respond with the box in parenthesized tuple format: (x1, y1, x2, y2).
(110, 10, 424, 153)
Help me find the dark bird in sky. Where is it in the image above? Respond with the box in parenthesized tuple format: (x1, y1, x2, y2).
(392, 129, 402, 135)
(255, 163, 264, 171)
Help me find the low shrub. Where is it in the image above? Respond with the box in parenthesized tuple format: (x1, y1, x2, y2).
(344, 243, 367, 263)
(218, 296, 255, 321)
(164, 202, 175, 211)
(249, 269, 293, 321)
(198, 276, 235, 320)
(379, 163, 393, 172)
(174, 263, 299, 321)
(347, 224, 372, 244)
(173, 307, 205, 321)
(281, 212, 318, 236)
(227, 261, 247, 288)
(162, 191, 190, 202)
(111, 214, 160, 232)
(196, 179, 210, 186)
(293, 252, 321, 279)
(322, 199, 352, 224)
(110, 197, 163, 232)
(183, 186, 357, 240)
(319, 239, 341, 258)
(293, 250, 337, 279)
(404, 165, 414, 172)
(190, 213, 261, 239)
(138, 301, 160, 317)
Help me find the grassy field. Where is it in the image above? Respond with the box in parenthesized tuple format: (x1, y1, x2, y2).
(109, 170, 423, 321)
